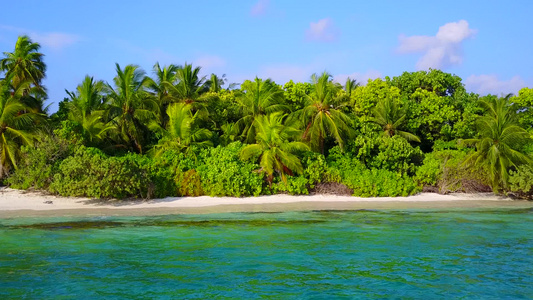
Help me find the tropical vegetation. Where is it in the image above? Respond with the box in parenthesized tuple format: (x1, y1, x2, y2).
(2, 35, 533, 199)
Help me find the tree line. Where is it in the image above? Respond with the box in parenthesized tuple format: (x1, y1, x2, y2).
(2, 35, 533, 199)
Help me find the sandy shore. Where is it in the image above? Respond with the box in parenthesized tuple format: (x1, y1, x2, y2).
(1, 187, 532, 218)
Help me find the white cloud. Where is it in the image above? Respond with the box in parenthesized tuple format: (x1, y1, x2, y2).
(333, 70, 382, 85)
(306, 18, 340, 42)
(30, 32, 80, 50)
(465, 74, 526, 95)
(250, 0, 269, 16)
(0, 25, 81, 50)
(397, 20, 476, 70)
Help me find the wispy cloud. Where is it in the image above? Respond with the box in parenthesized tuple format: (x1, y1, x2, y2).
(250, 0, 270, 16)
(194, 55, 226, 69)
(259, 64, 312, 83)
(305, 18, 340, 42)
(465, 74, 526, 96)
(0, 25, 81, 50)
(333, 70, 382, 85)
(31, 32, 80, 50)
(397, 20, 477, 70)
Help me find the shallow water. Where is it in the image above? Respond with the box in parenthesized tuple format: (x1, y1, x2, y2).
(1, 209, 532, 298)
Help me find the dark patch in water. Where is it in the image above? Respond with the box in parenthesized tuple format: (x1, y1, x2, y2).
(7, 219, 327, 230)
(12, 221, 125, 230)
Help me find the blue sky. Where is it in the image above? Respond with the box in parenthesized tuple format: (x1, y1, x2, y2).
(1, 0, 532, 112)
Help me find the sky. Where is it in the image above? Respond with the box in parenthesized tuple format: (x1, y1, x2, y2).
(1, 0, 532, 112)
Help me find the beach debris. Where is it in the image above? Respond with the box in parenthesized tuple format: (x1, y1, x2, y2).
(43, 200, 53, 204)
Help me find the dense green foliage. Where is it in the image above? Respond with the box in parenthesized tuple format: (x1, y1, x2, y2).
(2, 36, 533, 199)
(197, 142, 264, 197)
(327, 146, 421, 197)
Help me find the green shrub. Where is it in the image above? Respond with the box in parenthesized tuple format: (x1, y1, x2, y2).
(271, 151, 328, 195)
(349, 134, 423, 175)
(509, 164, 533, 199)
(414, 148, 489, 193)
(414, 152, 442, 187)
(178, 169, 204, 197)
(327, 146, 421, 197)
(196, 142, 264, 197)
(7, 134, 71, 190)
(50, 147, 152, 199)
(272, 176, 310, 195)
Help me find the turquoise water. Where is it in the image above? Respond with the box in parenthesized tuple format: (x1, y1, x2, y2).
(1, 209, 532, 299)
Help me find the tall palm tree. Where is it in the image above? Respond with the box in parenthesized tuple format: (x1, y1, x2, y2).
(297, 72, 353, 153)
(147, 62, 179, 127)
(0, 79, 42, 178)
(172, 63, 208, 104)
(206, 73, 227, 93)
(462, 96, 532, 192)
(235, 77, 287, 143)
(344, 77, 360, 98)
(240, 112, 309, 183)
(0, 35, 46, 91)
(65, 75, 112, 144)
(150, 103, 212, 157)
(1, 36, 47, 112)
(105, 63, 159, 153)
(370, 97, 420, 142)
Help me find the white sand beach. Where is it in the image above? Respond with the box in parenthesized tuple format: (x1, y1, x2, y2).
(1, 187, 531, 218)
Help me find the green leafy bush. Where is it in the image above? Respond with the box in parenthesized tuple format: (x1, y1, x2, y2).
(508, 164, 533, 199)
(7, 134, 71, 190)
(348, 134, 423, 175)
(196, 142, 264, 197)
(271, 151, 328, 195)
(272, 176, 310, 195)
(327, 146, 421, 197)
(178, 169, 203, 197)
(414, 148, 489, 193)
(50, 147, 153, 199)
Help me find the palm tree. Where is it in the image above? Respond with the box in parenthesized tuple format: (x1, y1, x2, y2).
(65, 75, 112, 144)
(235, 77, 287, 143)
(147, 62, 179, 127)
(240, 112, 309, 183)
(370, 97, 420, 142)
(297, 72, 353, 153)
(104, 63, 159, 153)
(0, 79, 43, 178)
(462, 96, 532, 192)
(344, 77, 360, 98)
(150, 103, 212, 157)
(0, 35, 46, 91)
(172, 63, 208, 104)
(206, 73, 227, 93)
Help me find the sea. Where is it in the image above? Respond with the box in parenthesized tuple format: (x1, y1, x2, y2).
(1, 209, 532, 299)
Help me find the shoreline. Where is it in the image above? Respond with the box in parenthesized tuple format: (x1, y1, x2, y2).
(1, 188, 532, 218)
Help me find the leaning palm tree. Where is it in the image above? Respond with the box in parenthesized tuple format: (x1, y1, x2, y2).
(65, 75, 112, 144)
(150, 103, 212, 157)
(104, 63, 159, 153)
(462, 96, 532, 192)
(297, 72, 353, 153)
(370, 97, 420, 142)
(0, 79, 43, 178)
(240, 112, 309, 184)
(235, 77, 287, 143)
(0, 35, 46, 92)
